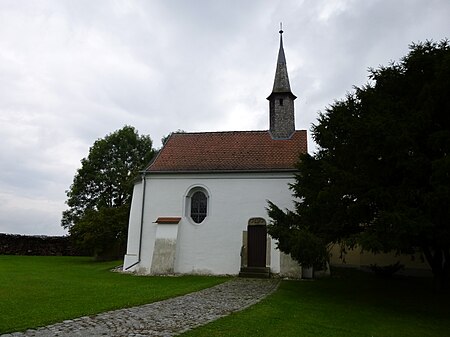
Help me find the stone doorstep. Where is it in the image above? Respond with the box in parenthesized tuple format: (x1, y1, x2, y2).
(238, 267, 271, 279)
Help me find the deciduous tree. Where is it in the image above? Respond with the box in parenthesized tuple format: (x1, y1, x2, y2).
(62, 125, 154, 258)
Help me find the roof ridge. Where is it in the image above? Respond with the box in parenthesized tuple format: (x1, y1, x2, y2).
(172, 130, 269, 135)
(171, 130, 306, 136)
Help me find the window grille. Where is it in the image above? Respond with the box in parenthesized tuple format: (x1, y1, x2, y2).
(191, 191, 207, 223)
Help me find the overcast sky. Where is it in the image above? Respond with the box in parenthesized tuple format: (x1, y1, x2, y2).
(0, 0, 448, 236)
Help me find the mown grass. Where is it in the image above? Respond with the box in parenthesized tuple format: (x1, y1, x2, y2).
(182, 268, 450, 337)
(0, 255, 227, 334)
(2, 256, 449, 337)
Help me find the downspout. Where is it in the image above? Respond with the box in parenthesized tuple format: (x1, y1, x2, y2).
(124, 173, 147, 270)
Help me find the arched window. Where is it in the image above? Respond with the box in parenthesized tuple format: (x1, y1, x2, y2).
(190, 191, 207, 223)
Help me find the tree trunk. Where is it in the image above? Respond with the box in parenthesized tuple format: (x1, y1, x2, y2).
(423, 247, 450, 292)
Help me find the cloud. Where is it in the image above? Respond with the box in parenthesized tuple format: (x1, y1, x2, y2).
(0, 0, 448, 235)
(0, 191, 65, 235)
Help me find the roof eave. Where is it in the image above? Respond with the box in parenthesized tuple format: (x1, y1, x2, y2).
(266, 91, 297, 101)
(143, 168, 298, 175)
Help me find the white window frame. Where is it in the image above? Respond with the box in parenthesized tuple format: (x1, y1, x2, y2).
(185, 185, 210, 225)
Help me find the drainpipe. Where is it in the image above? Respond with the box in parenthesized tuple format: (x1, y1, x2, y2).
(124, 173, 146, 270)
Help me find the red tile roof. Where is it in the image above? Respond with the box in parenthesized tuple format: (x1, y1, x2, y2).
(146, 130, 307, 173)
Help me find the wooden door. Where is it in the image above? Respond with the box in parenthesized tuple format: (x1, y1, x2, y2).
(247, 225, 267, 267)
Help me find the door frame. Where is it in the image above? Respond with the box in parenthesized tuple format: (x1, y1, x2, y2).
(247, 217, 267, 268)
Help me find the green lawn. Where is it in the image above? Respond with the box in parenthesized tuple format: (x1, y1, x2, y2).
(0, 255, 227, 334)
(182, 268, 450, 337)
(2, 256, 449, 337)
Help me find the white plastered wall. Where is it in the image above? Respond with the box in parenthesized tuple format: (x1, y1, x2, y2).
(124, 172, 297, 275)
(123, 181, 143, 270)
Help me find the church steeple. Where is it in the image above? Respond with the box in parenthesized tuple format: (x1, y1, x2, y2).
(267, 25, 296, 139)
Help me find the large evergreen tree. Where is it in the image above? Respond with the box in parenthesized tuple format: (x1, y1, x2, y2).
(268, 40, 450, 289)
(62, 125, 154, 258)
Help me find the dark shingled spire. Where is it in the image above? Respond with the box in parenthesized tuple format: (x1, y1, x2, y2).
(268, 25, 296, 100)
(267, 25, 297, 139)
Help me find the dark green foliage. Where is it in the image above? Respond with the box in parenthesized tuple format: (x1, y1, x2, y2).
(68, 205, 130, 259)
(62, 126, 154, 258)
(268, 40, 450, 288)
(0, 233, 80, 256)
(267, 201, 328, 269)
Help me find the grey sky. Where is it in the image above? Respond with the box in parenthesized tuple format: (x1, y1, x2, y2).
(0, 0, 448, 236)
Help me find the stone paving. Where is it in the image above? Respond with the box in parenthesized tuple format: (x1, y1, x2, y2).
(1, 278, 279, 337)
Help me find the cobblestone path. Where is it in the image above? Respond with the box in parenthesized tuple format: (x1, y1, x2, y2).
(2, 278, 279, 337)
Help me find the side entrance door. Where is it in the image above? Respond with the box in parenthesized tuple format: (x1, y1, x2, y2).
(247, 224, 267, 268)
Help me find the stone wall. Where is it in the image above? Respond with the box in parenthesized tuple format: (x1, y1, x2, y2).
(329, 244, 431, 277)
(0, 233, 82, 256)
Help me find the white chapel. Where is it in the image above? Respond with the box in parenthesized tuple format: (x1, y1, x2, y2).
(123, 29, 307, 277)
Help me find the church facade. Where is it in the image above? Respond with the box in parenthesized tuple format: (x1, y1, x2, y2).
(123, 30, 307, 277)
